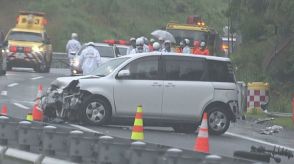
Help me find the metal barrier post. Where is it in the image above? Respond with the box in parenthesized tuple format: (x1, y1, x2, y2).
(0, 116, 18, 147)
(97, 136, 129, 164)
(18, 121, 42, 153)
(69, 130, 100, 163)
(42, 125, 68, 158)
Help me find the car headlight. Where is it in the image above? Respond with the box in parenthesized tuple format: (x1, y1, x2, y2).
(1, 48, 9, 54)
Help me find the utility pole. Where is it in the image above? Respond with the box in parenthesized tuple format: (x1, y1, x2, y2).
(227, 0, 231, 57)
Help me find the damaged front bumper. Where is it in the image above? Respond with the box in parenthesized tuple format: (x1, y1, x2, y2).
(40, 80, 83, 119)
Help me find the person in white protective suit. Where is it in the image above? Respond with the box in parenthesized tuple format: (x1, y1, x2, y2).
(66, 33, 81, 59)
(182, 38, 191, 54)
(127, 37, 136, 55)
(79, 42, 101, 75)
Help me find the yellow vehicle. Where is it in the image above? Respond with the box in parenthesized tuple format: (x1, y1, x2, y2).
(3, 11, 52, 73)
(166, 15, 222, 55)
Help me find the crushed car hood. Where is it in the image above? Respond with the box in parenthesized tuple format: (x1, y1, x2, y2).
(51, 75, 100, 88)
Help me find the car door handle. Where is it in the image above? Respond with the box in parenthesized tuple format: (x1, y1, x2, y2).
(165, 83, 175, 87)
(152, 82, 162, 87)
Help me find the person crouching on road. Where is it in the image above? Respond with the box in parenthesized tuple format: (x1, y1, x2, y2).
(162, 40, 172, 52)
(79, 42, 101, 75)
(193, 41, 210, 56)
(127, 37, 136, 55)
(182, 38, 191, 54)
(66, 33, 81, 60)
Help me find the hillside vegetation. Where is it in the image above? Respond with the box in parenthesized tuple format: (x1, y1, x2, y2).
(0, 0, 228, 51)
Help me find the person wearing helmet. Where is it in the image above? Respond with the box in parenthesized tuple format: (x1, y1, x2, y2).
(127, 37, 136, 55)
(148, 38, 155, 51)
(162, 40, 172, 52)
(66, 33, 81, 60)
(158, 37, 165, 51)
(193, 41, 210, 55)
(79, 42, 101, 75)
(182, 38, 191, 54)
(135, 38, 144, 53)
(152, 42, 161, 52)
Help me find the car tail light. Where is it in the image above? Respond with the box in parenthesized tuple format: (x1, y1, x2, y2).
(24, 47, 32, 53)
(9, 46, 17, 52)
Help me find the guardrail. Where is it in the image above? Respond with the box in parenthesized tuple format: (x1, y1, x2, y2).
(0, 115, 255, 164)
(52, 52, 68, 68)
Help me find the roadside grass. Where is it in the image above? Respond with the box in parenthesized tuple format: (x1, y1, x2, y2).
(246, 111, 294, 129)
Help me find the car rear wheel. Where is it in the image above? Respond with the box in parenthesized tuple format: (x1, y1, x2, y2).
(207, 107, 230, 135)
(172, 124, 197, 133)
(81, 96, 111, 125)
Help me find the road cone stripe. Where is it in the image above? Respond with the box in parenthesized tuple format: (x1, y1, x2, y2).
(135, 112, 142, 119)
(194, 112, 209, 153)
(132, 125, 144, 132)
(134, 119, 143, 126)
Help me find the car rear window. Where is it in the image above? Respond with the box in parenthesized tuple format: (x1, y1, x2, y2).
(7, 31, 43, 42)
(207, 60, 235, 82)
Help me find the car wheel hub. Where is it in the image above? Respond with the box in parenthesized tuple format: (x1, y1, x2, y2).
(86, 102, 105, 123)
(208, 111, 227, 132)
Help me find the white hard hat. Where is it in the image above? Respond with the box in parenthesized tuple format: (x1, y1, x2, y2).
(164, 40, 171, 44)
(71, 33, 78, 39)
(130, 37, 136, 41)
(150, 38, 155, 43)
(153, 42, 160, 50)
(200, 41, 206, 47)
(87, 42, 95, 46)
(136, 38, 144, 46)
(184, 38, 190, 45)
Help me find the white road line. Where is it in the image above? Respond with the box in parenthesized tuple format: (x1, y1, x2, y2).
(226, 132, 294, 152)
(1, 91, 7, 96)
(13, 103, 30, 110)
(69, 124, 103, 134)
(8, 83, 19, 87)
(31, 76, 43, 80)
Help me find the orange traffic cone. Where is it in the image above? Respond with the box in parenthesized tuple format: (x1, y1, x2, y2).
(1, 104, 8, 116)
(32, 84, 43, 121)
(32, 104, 43, 121)
(131, 105, 144, 141)
(194, 112, 209, 153)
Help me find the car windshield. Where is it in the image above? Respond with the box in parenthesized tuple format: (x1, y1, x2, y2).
(90, 57, 130, 76)
(117, 47, 127, 56)
(7, 31, 43, 42)
(167, 29, 208, 46)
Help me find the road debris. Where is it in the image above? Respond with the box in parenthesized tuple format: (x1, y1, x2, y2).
(260, 125, 283, 135)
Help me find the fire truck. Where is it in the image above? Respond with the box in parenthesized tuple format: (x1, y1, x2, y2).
(166, 15, 223, 56)
(1, 11, 52, 73)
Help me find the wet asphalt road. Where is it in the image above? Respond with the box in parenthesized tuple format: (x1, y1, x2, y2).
(0, 68, 293, 164)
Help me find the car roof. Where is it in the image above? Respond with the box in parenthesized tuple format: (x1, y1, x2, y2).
(82, 42, 128, 48)
(123, 52, 231, 62)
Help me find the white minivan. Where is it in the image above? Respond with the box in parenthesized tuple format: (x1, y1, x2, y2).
(42, 52, 239, 135)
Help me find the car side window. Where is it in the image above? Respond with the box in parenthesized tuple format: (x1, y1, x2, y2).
(207, 60, 235, 82)
(121, 56, 159, 80)
(164, 56, 205, 81)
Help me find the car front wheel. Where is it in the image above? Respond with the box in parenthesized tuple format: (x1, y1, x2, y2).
(207, 107, 230, 135)
(81, 96, 111, 125)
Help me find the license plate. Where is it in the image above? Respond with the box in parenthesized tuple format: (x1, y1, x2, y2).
(16, 53, 25, 59)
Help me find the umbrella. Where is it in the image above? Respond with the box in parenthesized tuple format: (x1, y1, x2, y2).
(151, 30, 176, 43)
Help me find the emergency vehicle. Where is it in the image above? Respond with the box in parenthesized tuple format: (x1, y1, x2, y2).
(2, 11, 52, 73)
(166, 15, 223, 56)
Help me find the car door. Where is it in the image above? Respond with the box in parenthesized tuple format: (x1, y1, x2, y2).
(114, 55, 163, 118)
(162, 56, 214, 121)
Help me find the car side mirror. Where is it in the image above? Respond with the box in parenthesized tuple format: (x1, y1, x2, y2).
(117, 70, 130, 79)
